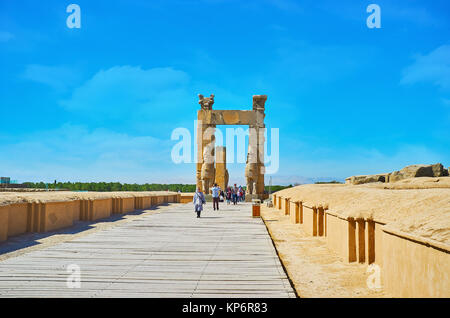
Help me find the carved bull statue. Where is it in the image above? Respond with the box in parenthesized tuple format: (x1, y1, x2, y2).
(245, 145, 258, 195)
(201, 145, 215, 193)
(198, 94, 215, 110)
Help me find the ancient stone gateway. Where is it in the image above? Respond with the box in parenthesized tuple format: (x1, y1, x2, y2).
(196, 94, 267, 200)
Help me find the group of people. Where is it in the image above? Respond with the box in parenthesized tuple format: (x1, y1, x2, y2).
(224, 184, 245, 205)
(192, 183, 246, 218)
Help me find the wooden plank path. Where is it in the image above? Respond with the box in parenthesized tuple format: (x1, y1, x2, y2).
(0, 202, 296, 298)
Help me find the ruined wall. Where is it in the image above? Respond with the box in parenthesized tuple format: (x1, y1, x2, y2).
(83, 199, 112, 221)
(325, 212, 355, 262)
(7, 203, 28, 237)
(0, 192, 179, 242)
(302, 205, 316, 237)
(0, 206, 8, 241)
(382, 228, 449, 297)
(180, 194, 194, 204)
(43, 201, 77, 232)
(273, 191, 449, 297)
(284, 197, 290, 216)
(289, 200, 300, 224)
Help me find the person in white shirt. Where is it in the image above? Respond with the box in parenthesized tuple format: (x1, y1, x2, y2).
(211, 183, 221, 211)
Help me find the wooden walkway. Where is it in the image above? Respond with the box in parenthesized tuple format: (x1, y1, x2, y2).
(0, 202, 295, 298)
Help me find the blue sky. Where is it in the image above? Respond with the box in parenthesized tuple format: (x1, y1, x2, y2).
(1, 0, 449, 185)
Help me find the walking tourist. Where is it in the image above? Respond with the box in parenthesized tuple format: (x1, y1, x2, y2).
(226, 187, 231, 205)
(193, 188, 206, 218)
(232, 184, 238, 205)
(211, 183, 220, 211)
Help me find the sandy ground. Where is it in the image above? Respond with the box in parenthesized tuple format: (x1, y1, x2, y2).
(261, 205, 388, 298)
(0, 203, 177, 262)
(275, 178, 450, 244)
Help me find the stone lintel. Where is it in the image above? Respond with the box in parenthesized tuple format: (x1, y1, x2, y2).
(198, 110, 264, 126)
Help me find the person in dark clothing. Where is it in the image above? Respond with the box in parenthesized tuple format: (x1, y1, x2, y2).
(226, 187, 232, 205)
(232, 184, 238, 205)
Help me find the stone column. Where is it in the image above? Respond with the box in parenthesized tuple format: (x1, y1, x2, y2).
(246, 127, 258, 196)
(196, 94, 216, 193)
(253, 95, 267, 199)
(215, 146, 228, 191)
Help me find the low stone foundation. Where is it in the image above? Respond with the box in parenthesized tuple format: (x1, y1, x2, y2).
(0, 206, 9, 241)
(81, 199, 112, 221)
(382, 227, 449, 297)
(8, 203, 28, 237)
(42, 201, 78, 232)
(180, 194, 194, 204)
(289, 200, 300, 224)
(273, 194, 449, 297)
(0, 192, 179, 243)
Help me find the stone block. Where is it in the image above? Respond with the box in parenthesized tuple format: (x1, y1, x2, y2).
(43, 201, 76, 232)
(289, 201, 300, 224)
(325, 212, 357, 263)
(318, 207, 325, 237)
(0, 205, 9, 242)
(180, 194, 194, 204)
(81, 198, 112, 221)
(7, 203, 28, 237)
(302, 205, 317, 236)
(284, 198, 290, 215)
(382, 229, 450, 297)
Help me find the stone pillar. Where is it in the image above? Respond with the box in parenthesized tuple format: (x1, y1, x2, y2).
(215, 146, 228, 191)
(245, 129, 258, 196)
(253, 95, 267, 199)
(197, 94, 216, 193)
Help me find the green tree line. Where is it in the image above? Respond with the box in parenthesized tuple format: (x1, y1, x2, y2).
(23, 182, 197, 192)
(22, 182, 293, 193)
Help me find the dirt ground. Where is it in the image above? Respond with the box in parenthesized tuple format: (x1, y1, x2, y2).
(261, 205, 388, 298)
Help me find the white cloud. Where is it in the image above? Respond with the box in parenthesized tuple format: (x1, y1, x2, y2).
(0, 124, 188, 183)
(59, 66, 191, 120)
(401, 45, 450, 90)
(21, 64, 81, 91)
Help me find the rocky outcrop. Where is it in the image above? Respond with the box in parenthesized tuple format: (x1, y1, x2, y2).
(390, 163, 448, 182)
(345, 174, 389, 185)
(346, 163, 449, 185)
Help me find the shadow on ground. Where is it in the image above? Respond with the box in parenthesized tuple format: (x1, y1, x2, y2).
(0, 205, 170, 256)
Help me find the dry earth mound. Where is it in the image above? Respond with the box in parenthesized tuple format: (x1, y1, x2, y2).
(275, 179, 450, 245)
